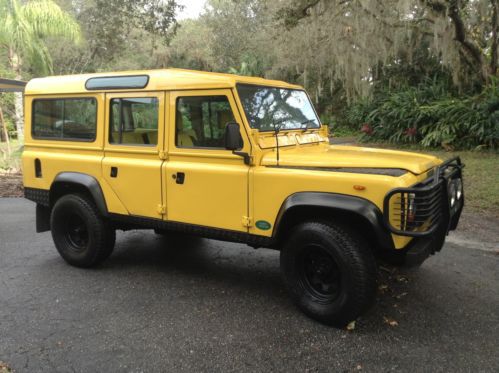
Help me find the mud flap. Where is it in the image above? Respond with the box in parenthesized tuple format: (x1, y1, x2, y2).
(36, 204, 51, 233)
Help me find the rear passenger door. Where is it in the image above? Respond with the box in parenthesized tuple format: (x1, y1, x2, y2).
(102, 92, 165, 218)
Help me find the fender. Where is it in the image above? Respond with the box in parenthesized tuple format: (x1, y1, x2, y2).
(50, 172, 108, 216)
(273, 192, 394, 250)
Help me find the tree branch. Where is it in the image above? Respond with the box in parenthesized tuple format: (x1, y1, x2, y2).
(422, 0, 487, 82)
(491, 0, 499, 75)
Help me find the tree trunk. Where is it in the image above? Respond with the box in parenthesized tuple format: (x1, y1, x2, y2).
(447, 0, 488, 83)
(423, 0, 489, 84)
(491, 0, 499, 76)
(8, 48, 25, 143)
(0, 106, 11, 158)
(13, 91, 24, 142)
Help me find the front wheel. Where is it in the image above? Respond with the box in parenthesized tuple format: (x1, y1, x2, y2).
(280, 221, 377, 327)
(50, 194, 115, 268)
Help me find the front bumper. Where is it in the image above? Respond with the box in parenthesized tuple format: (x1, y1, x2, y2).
(383, 156, 464, 238)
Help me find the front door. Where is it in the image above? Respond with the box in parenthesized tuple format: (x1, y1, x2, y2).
(164, 89, 251, 232)
(102, 92, 165, 219)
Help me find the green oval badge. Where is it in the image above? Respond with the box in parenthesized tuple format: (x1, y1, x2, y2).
(255, 220, 272, 231)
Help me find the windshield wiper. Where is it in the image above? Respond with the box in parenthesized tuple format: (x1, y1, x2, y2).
(300, 119, 316, 132)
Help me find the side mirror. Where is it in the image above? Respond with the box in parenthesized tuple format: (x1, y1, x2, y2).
(224, 122, 243, 151)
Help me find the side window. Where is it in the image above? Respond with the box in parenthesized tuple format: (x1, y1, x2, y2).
(32, 98, 97, 141)
(109, 97, 158, 145)
(176, 95, 235, 148)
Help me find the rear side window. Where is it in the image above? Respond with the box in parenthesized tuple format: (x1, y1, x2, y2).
(109, 97, 158, 145)
(32, 98, 97, 141)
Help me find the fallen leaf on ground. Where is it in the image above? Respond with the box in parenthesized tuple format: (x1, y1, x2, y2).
(378, 284, 389, 293)
(346, 321, 356, 331)
(396, 275, 409, 283)
(395, 292, 408, 299)
(383, 316, 399, 327)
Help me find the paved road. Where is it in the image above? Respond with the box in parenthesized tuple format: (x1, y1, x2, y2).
(1, 198, 498, 372)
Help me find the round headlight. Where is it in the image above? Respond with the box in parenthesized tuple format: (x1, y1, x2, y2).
(448, 181, 456, 207)
(455, 179, 463, 200)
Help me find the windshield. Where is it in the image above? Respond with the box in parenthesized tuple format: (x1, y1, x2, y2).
(237, 84, 321, 131)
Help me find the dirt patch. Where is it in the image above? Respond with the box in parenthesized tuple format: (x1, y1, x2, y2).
(450, 210, 499, 248)
(0, 172, 23, 198)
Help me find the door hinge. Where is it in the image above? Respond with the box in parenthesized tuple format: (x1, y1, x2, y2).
(157, 204, 167, 215)
(242, 216, 252, 227)
(159, 151, 168, 160)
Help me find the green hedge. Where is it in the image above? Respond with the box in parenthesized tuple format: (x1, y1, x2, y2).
(344, 82, 499, 149)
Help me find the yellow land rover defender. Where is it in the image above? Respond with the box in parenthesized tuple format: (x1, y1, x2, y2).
(22, 69, 464, 326)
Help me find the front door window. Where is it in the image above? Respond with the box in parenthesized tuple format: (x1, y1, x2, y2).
(175, 95, 235, 148)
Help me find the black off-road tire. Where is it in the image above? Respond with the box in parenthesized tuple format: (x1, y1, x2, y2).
(50, 194, 116, 268)
(280, 221, 377, 327)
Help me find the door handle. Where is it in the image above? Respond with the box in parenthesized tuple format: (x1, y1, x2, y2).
(172, 172, 185, 184)
(110, 167, 118, 178)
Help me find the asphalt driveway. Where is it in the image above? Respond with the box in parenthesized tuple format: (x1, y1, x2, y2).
(1, 198, 498, 372)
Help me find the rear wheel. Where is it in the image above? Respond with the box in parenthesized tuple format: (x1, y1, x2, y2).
(280, 221, 377, 327)
(50, 194, 115, 268)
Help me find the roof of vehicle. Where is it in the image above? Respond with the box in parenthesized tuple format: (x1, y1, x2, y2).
(24, 68, 302, 95)
(0, 78, 26, 92)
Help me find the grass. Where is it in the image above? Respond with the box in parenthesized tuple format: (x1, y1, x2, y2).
(425, 150, 499, 216)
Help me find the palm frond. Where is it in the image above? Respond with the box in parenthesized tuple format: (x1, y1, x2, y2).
(2, 0, 37, 58)
(0, 0, 10, 45)
(27, 38, 53, 75)
(0, 0, 81, 74)
(21, 0, 81, 43)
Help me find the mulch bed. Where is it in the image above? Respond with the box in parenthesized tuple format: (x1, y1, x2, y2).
(0, 172, 24, 197)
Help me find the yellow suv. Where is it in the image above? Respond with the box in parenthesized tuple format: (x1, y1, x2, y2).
(22, 69, 464, 326)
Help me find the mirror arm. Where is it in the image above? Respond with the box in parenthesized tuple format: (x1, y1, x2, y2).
(233, 151, 251, 165)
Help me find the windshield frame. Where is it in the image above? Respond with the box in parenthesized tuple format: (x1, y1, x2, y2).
(235, 83, 322, 133)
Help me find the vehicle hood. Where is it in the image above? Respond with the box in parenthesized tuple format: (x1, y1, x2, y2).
(261, 145, 441, 175)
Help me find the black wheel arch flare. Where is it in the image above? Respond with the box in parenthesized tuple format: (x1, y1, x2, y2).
(272, 192, 394, 250)
(50, 172, 109, 216)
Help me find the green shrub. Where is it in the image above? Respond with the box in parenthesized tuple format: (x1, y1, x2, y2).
(320, 114, 359, 137)
(344, 81, 499, 149)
